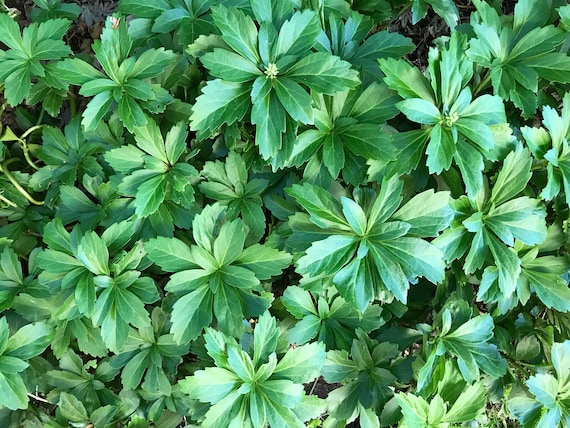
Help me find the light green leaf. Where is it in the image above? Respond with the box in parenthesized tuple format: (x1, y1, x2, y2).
(202, 48, 262, 83)
(397, 99, 440, 124)
(273, 78, 314, 124)
(490, 146, 532, 205)
(6, 322, 52, 360)
(133, 119, 168, 163)
(276, 10, 320, 57)
(170, 285, 213, 343)
(213, 220, 246, 266)
(145, 237, 197, 272)
(181, 366, 239, 403)
(190, 79, 250, 139)
(76, 231, 110, 276)
(82, 91, 114, 131)
(253, 311, 279, 366)
(252, 90, 287, 160)
(379, 57, 435, 103)
(333, 256, 374, 312)
(212, 5, 259, 63)
(341, 197, 367, 236)
(393, 190, 451, 236)
(322, 133, 345, 179)
(297, 235, 358, 277)
(0, 371, 28, 410)
(426, 124, 455, 174)
(287, 52, 360, 94)
(442, 383, 486, 422)
(287, 183, 349, 230)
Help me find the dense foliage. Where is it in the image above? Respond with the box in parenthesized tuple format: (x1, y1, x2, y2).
(0, 0, 569, 426)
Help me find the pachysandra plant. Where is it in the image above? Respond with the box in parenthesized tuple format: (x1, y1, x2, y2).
(179, 311, 326, 428)
(1, 0, 570, 426)
(282, 286, 384, 351)
(57, 16, 178, 131)
(434, 145, 548, 313)
(521, 92, 570, 207)
(36, 218, 159, 353)
(322, 329, 406, 427)
(189, 0, 360, 161)
(199, 150, 269, 244)
(285, 82, 400, 184)
(288, 176, 452, 311)
(380, 32, 511, 198)
(509, 340, 570, 427)
(104, 119, 198, 225)
(466, 0, 570, 118)
(145, 203, 292, 343)
(0, 14, 72, 114)
(0, 318, 52, 410)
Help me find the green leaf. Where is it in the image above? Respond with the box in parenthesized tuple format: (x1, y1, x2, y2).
(211, 5, 259, 63)
(333, 256, 374, 312)
(253, 311, 279, 366)
(145, 237, 197, 272)
(213, 220, 246, 266)
(490, 146, 532, 205)
(6, 322, 52, 360)
(322, 134, 345, 178)
(442, 313, 507, 382)
(273, 78, 314, 124)
(129, 47, 177, 79)
(118, 94, 148, 132)
(201, 48, 262, 83)
(287, 52, 360, 94)
(181, 366, 239, 403)
(426, 124, 455, 173)
(393, 190, 452, 236)
(297, 235, 358, 277)
(454, 140, 484, 199)
(379, 57, 435, 103)
(133, 119, 168, 163)
(252, 90, 287, 160)
(76, 231, 109, 276)
(342, 124, 395, 161)
(0, 371, 28, 410)
(235, 245, 292, 280)
(0, 14, 23, 51)
(57, 58, 104, 85)
(276, 10, 320, 57)
(341, 197, 367, 236)
(397, 99, 440, 124)
(286, 183, 349, 230)
(190, 79, 251, 139)
(170, 285, 213, 343)
(442, 383, 486, 422)
(82, 91, 114, 131)
(57, 391, 89, 422)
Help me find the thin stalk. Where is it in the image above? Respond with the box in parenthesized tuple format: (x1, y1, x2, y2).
(0, 158, 44, 205)
(18, 125, 43, 170)
(67, 89, 77, 117)
(35, 108, 45, 126)
(473, 71, 492, 97)
(0, 192, 17, 207)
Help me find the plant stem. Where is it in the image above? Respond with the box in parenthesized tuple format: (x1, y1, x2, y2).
(473, 71, 492, 97)
(0, 158, 44, 205)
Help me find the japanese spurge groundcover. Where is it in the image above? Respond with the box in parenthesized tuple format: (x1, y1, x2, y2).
(0, 0, 569, 427)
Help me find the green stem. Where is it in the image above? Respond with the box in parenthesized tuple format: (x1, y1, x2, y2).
(18, 125, 43, 171)
(0, 158, 44, 205)
(473, 71, 492, 97)
(35, 108, 45, 126)
(0, 191, 17, 208)
(67, 89, 77, 117)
